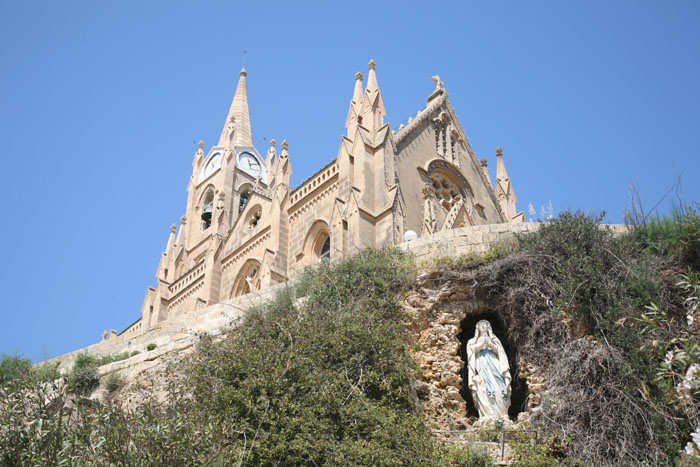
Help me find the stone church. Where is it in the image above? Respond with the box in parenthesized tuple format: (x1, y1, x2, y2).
(124, 60, 522, 336)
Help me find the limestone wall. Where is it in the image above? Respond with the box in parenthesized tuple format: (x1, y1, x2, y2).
(399, 222, 629, 262)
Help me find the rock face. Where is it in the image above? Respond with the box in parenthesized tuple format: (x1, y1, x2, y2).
(404, 269, 547, 432)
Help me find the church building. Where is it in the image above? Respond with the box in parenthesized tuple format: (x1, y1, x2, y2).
(124, 60, 522, 336)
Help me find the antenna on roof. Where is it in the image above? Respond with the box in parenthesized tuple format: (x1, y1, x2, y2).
(243, 49, 247, 68)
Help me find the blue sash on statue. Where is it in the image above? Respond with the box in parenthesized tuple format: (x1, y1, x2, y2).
(479, 349, 507, 399)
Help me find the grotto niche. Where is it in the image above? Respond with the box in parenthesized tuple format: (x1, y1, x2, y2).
(457, 311, 528, 421)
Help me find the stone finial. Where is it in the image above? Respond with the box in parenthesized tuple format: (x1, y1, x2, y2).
(480, 158, 488, 168)
(170, 223, 177, 233)
(180, 215, 187, 225)
(368, 59, 376, 70)
(355, 71, 363, 81)
(198, 140, 204, 150)
(281, 139, 289, 151)
(496, 147, 503, 157)
(239, 67, 247, 77)
(270, 138, 276, 148)
(432, 75, 444, 90)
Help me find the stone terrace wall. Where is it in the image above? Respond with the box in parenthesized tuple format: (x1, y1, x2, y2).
(398, 222, 629, 262)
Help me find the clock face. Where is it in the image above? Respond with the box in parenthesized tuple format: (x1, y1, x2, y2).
(239, 152, 261, 177)
(202, 152, 222, 179)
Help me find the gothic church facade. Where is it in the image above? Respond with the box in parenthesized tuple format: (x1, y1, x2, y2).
(123, 60, 522, 337)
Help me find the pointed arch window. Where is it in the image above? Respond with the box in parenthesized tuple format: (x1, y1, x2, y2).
(301, 220, 332, 266)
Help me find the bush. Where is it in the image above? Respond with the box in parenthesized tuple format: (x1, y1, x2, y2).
(434, 210, 693, 465)
(0, 354, 32, 385)
(96, 351, 134, 366)
(442, 446, 496, 466)
(179, 248, 440, 465)
(67, 352, 100, 395)
(635, 202, 700, 270)
(0, 248, 462, 465)
(104, 372, 123, 394)
(146, 343, 157, 351)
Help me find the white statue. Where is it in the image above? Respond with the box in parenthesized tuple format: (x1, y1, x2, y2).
(467, 320, 512, 420)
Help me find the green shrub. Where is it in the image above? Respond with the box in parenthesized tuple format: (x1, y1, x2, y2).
(146, 343, 157, 351)
(179, 248, 441, 465)
(635, 202, 700, 270)
(74, 352, 96, 369)
(0, 354, 32, 385)
(96, 351, 134, 366)
(67, 353, 100, 395)
(32, 361, 61, 383)
(104, 372, 123, 394)
(442, 446, 496, 466)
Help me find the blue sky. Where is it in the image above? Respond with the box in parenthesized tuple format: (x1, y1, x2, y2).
(1, 1, 699, 362)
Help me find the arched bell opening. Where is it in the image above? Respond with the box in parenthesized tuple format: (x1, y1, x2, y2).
(238, 184, 252, 213)
(200, 189, 215, 230)
(456, 311, 528, 420)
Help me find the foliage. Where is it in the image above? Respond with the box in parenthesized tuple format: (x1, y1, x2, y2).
(146, 343, 157, 351)
(0, 249, 487, 465)
(638, 270, 700, 461)
(634, 202, 700, 270)
(513, 435, 571, 467)
(0, 355, 60, 391)
(434, 209, 699, 465)
(179, 248, 444, 465)
(421, 242, 515, 270)
(67, 352, 100, 395)
(441, 446, 496, 466)
(0, 354, 32, 385)
(96, 350, 138, 366)
(104, 372, 124, 394)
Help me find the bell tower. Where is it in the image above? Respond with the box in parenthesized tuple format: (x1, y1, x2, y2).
(142, 67, 272, 324)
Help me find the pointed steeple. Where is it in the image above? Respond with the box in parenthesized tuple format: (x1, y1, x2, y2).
(345, 71, 364, 137)
(218, 68, 253, 147)
(366, 60, 379, 93)
(156, 224, 177, 280)
(175, 215, 187, 248)
(276, 139, 292, 186)
(361, 59, 386, 131)
(495, 147, 517, 219)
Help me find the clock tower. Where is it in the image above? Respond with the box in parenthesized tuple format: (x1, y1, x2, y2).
(144, 67, 285, 324)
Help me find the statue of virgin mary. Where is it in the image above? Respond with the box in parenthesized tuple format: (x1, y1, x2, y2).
(467, 320, 512, 420)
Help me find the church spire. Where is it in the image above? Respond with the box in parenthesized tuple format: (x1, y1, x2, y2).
(361, 59, 386, 131)
(495, 147, 517, 219)
(156, 224, 177, 281)
(218, 68, 253, 147)
(345, 71, 364, 137)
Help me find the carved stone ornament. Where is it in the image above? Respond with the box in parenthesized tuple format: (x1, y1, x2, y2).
(466, 320, 512, 421)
